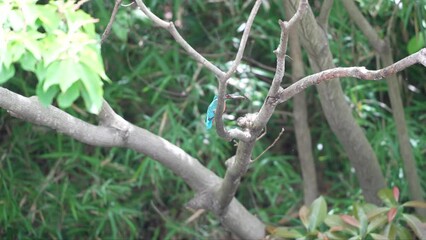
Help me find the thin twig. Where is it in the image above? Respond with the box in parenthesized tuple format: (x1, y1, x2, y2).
(252, 128, 285, 162)
(101, 0, 123, 44)
(184, 209, 206, 225)
(134, 0, 224, 78)
(221, 0, 262, 82)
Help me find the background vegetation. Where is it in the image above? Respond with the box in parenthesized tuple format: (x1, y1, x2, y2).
(0, 0, 425, 239)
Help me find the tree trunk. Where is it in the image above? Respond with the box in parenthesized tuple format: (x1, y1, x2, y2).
(287, 0, 386, 204)
(285, 1, 319, 206)
(341, 0, 426, 217)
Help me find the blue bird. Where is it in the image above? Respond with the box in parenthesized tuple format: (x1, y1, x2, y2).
(205, 94, 246, 130)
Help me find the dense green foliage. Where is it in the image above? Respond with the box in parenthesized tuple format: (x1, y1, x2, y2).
(0, 0, 108, 113)
(0, 0, 425, 239)
(270, 187, 426, 239)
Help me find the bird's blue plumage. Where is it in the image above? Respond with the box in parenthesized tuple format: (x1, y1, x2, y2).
(206, 96, 218, 129)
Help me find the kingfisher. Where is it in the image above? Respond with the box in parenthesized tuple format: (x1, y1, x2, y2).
(205, 93, 247, 129)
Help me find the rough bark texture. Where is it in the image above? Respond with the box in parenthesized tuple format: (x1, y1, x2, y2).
(287, 0, 386, 204)
(285, 1, 319, 206)
(341, 0, 426, 217)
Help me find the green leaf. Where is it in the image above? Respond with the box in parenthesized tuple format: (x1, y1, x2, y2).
(36, 84, 59, 106)
(42, 61, 62, 91)
(402, 201, 426, 209)
(395, 224, 413, 240)
(367, 214, 387, 234)
(384, 222, 397, 240)
(79, 45, 109, 81)
(0, 64, 15, 84)
(20, 32, 43, 60)
(402, 214, 426, 239)
(325, 215, 345, 228)
(378, 188, 396, 207)
(58, 58, 80, 92)
(57, 81, 80, 108)
(37, 4, 61, 33)
(78, 63, 103, 113)
(271, 227, 304, 238)
(354, 204, 368, 237)
(407, 35, 424, 54)
(19, 52, 38, 72)
(9, 40, 26, 63)
(308, 196, 327, 232)
(365, 206, 388, 220)
(369, 233, 389, 240)
(8, 10, 25, 31)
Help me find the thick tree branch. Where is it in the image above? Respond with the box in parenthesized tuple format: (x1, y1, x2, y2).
(0, 87, 265, 240)
(277, 48, 426, 103)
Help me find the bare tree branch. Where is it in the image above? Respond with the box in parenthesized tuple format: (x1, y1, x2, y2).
(254, 0, 308, 129)
(134, 0, 224, 78)
(215, 0, 262, 141)
(0, 87, 265, 240)
(342, 0, 426, 217)
(317, 0, 333, 29)
(101, 0, 123, 44)
(278, 48, 426, 103)
(222, 0, 262, 81)
(214, 0, 308, 216)
(134, 0, 261, 142)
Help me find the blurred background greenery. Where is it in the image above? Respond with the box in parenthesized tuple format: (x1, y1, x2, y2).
(0, 0, 425, 239)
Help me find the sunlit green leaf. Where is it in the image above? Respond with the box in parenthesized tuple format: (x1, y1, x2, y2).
(77, 63, 103, 113)
(0, 64, 15, 84)
(57, 81, 81, 108)
(37, 4, 61, 33)
(79, 45, 109, 81)
(58, 58, 80, 92)
(19, 52, 37, 72)
(36, 84, 59, 106)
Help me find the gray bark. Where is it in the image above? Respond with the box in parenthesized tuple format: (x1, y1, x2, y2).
(287, 0, 386, 204)
(0, 87, 265, 240)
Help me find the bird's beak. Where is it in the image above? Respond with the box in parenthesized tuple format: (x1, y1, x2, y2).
(224, 93, 248, 100)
